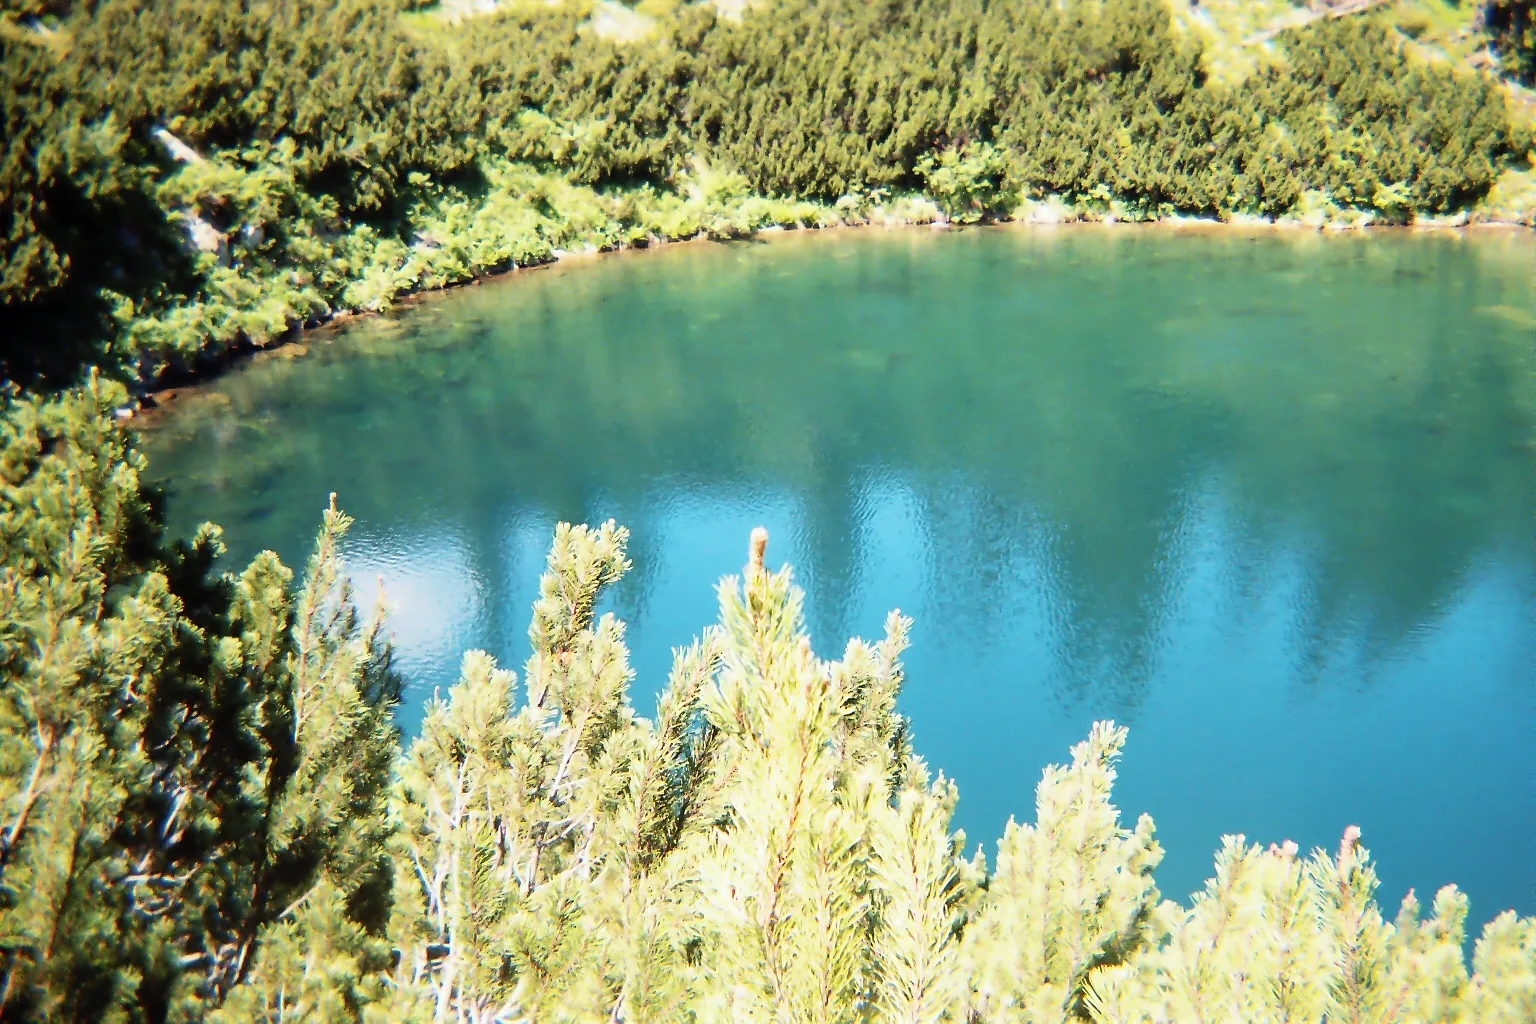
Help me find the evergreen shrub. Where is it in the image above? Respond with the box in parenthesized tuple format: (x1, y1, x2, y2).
(1, 0, 1531, 382)
(1, 388, 1532, 1022)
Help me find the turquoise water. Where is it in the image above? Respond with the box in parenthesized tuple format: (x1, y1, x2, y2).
(144, 227, 1535, 927)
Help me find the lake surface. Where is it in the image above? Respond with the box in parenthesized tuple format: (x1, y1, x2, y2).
(144, 227, 1536, 928)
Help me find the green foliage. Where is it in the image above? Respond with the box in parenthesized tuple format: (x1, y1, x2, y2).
(1, 0, 1531, 383)
(0, 374, 183, 1022)
(0, 385, 400, 1022)
(1486, 0, 1536, 84)
(1272, 18, 1521, 215)
(918, 143, 1010, 223)
(117, 149, 843, 363)
(1083, 829, 1536, 1023)
(0, 30, 189, 386)
(963, 724, 1162, 1022)
(223, 496, 402, 1018)
(3, 390, 1536, 1021)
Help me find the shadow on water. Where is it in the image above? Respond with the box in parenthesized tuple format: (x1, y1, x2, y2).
(143, 227, 1536, 924)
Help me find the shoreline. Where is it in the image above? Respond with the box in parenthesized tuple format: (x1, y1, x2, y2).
(124, 215, 1533, 428)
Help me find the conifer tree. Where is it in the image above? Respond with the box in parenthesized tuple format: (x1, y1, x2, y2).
(964, 723, 1163, 1024)
(389, 522, 641, 1023)
(0, 386, 405, 1024)
(0, 374, 183, 1021)
(212, 497, 402, 1024)
(0, 378, 302, 1022)
(1083, 827, 1536, 1023)
(4, 388, 1536, 1022)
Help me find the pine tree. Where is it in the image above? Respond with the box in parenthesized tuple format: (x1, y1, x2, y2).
(389, 522, 639, 1024)
(963, 723, 1163, 1024)
(0, 386, 406, 1024)
(0, 377, 300, 1022)
(1083, 828, 1536, 1024)
(0, 374, 181, 1021)
(4, 388, 1535, 1022)
(212, 496, 403, 1024)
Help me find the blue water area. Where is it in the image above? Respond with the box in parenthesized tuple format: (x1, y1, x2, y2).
(144, 226, 1536, 929)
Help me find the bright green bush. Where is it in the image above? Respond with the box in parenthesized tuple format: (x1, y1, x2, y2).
(2, 389, 1534, 1023)
(0, 378, 398, 1022)
(919, 143, 1010, 223)
(0, 0, 1531, 383)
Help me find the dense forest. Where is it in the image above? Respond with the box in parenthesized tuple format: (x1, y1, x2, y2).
(2, 0, 1534, 387)
(1, 382, 1533, 1024)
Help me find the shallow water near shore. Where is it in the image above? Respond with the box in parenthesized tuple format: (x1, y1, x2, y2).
(144, 226, 1536, 926)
